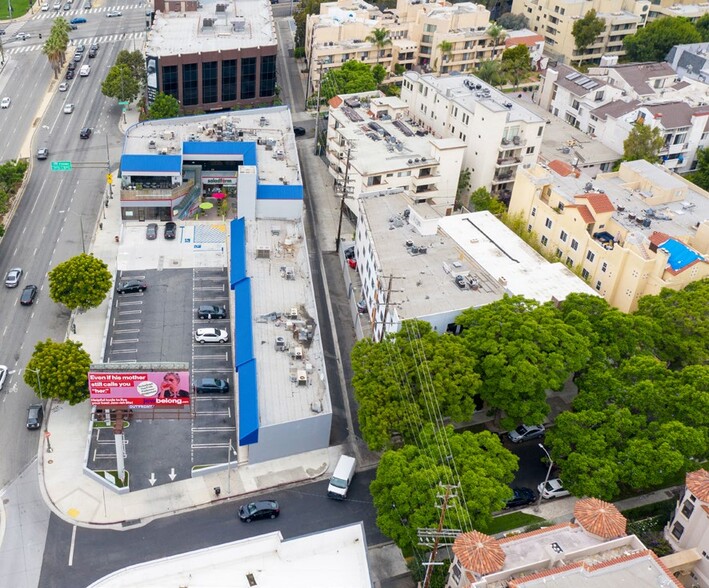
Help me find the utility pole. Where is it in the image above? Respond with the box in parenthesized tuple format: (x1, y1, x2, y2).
(418, 484, 461, 588)
(313, 60, 323, 156)
(374, 275, 404, 341)
(304, 28, 318, 105)
(335, 145, 353, 251)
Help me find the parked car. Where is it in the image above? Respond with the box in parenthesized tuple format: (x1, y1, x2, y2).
(63, 103, 74, 114)
(538, 478, 571, 500)
(26, 404, 44, 430)
(164, 221, 176, 239)
(116, 279, 147, 294)
(146, 223, 158, 240)
(194, 328, 229, 344)
(505, 487, 536, 509)
(238, 500, 279, 522)
(70, 17, 86, 24)
(194, 378, 230, 394)
(197, 304, 227, 319)
(65, 70, 75, 80)
(76, 44, 85, 53)
(508, 424, 546, 443)
(106, 10, 122, 16)
(36, 148, 49, 160)
(293, 126, 306, 137)
(73, 52, 82, 62)
(0, 365, 7, 390)
(20, 284, 38, 305)
(79, 127, 91, 139)
(5, 267, 23, 287)
(1, 97, 11, 109)
(67, 62, 76, 71)
(58, 82, 68, 92)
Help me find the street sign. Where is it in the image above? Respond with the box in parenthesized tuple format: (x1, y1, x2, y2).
(106, 173, 113, 185)
(51, 161, 72, 171)
(118, 101, 129, 105)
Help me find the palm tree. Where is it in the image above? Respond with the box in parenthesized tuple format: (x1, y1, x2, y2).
(476, 60, 505, 87)
(436, 40, 453, 72)
(366, 27, 391, 64)
(487, 24, 507, 59)
(43, 17, 71, 77)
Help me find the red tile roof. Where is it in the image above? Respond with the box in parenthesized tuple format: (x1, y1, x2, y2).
(649, 231, 672, 247)
(574, 498, 626, 539)
(567, 204, 595, 224)
(328, 96, 343, 108)
(505, 34, 543, 48)
(687, 469, 709, 502)
(578, 192, 615, 214)
(548, 159, 576, 177)
(452, 530, 505, 575)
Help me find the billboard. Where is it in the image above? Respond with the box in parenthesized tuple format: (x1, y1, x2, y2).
(146, 55, 158, 105)
(89, 371, 191, 406)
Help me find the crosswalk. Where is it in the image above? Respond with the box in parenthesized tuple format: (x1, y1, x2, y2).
(3, 31, 146, 54)
(31, 4, 143, 19)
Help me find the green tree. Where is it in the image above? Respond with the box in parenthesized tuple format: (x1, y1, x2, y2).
(318, 60, 378, 100)
(48, 254, 112, 311)
(476, 60, 505, 87)
(42, 17, 71, 78)
(685, 147, 709, 190)
(101, 63, 141, 103)
(695, 14, 709, 41)
(435, 40, 453, 72)
(366, 27, 391, 64)
(571, 9, 605, 62)
(469, 186, 506, 215)
(372, 63, 387, 85)
(456, 296, 591, 428)
(623, 16, 701, 62)
(622, 122, 665, 164)
(294, 0, 327, 48)
(456, 167, 471, 209)
(115, 49, 147, 82)
(25, 339, 92, 405)
(370, 426, 518, 549)
(501, 44, 531, 89)
(496, 13, 529, 31)
(148, 92, 181, 119)
(486, 24, 506, 58)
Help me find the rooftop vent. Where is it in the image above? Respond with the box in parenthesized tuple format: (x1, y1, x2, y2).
(232, 17, 245, 32)
(203, 17, 214, 27)
(215, 2, 227, 11)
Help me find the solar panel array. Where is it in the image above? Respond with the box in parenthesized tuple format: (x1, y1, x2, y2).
(393, 120, 414, 137)
(342, 106, 363, 122)
(565, 71, 599, 91)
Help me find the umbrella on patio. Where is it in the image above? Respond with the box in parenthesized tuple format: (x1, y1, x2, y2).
(211, 192, 227, 199)
(199, 202, 214, 210)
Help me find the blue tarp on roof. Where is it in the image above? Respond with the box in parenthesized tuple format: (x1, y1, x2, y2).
(234, 279, 254, 368)
(230, 218, 247, 285)
(256, 184, 303, 200)
(183, 141, 257, 166)
(120, 154, 182, 173)
(237, 359, 259, 446)
(658, 238, 704, 271)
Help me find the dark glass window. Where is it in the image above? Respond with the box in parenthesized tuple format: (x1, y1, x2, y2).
(681, 500, 695, 518)
(162, 65, 178, 100)
(202, 61, 218, 104)
(259, 55, 276, 97)
(241, 57, 256, 100)
(671, 522, 684, 540)
(222, 59, 237, 102)
(182, 63, 198, 107)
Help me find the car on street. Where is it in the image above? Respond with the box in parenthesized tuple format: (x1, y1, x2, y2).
(36, 148, 49, 160)
(79, 127, 92, 139)
(76, 44, 85, 53)
(63, 2, 71, 9)
(505, 487, 536, 509)
(70, 17, 86, 24)
(116, 279, 147, 294)
(14, 32, 31, 40)
(5, 268, 23, 288)
(146, 223, 158, 240)
(238, 500, 279, 522)
(164, 221, 177, 239)
(69, 24, 78, 30)
(538, 478, 571, 500)
(0, 365, 7, 390)
(194, 328, 229, 344)
(89, 42, 99, 51)
(41, 2, 49, 9)
(293, 126, 306, 137)
(88, 47, 97, 58)
(84, 0, 92, 7)
(26, 404, 44, 430)
(507, 424, 546, 443)
(197, 304, 227, 319)
(1, 97, 11, 109)
(53, 0, 61, 8)
(73, 52, 82, 62)
(59, 82, 68, 92)
(63, 103, 74, 114)
(65, 70, 75, 80)
(194, 378, 230, 394)
(20, 284, 38, 305)
(67, 62, 76, 71)
(106, 10, 122, 16)
(79, 64, 91, 77)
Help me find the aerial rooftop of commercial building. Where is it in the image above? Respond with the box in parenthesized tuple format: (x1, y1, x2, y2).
(146, 0, 276, 56)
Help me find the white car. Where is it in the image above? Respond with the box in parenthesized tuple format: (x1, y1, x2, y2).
(79, 64, 90, 77)
(0, 365, 6, 390)
(508, 424, 546, 443)
(194, 328, 229, 344)
(63, 103, 74, 114)
(53, 1, 61, 8)
(538, 478, 571, 500)
(0, 97, 10, 109)
(106, 10, 122, 17)
(59, 82, 68, 92)
(41, 2, 50, 10)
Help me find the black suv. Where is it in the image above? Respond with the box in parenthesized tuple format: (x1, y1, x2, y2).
(194, 378, 230, 394)
(197, 304, 227, 319)
(116, 279, 147, 294)
(164, 221, 177, 239)
(27, 404, 44, 430)
(79, 127, 92, 139)
(20, 284, 38, 305)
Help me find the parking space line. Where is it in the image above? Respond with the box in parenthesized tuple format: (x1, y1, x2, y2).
(111, 338, 139, 344)
(115, 319, 142, 324)
(110, 349, 138, 354)
(192, 443, 233, 449)
(113, 329, 140, 334)
(118, 301, 144, 307)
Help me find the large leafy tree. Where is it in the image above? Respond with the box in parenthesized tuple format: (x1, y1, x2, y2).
(496, 13, 528, 31)
(469, 186, 506, 214)
(501, 44, 531, 89)
(25, 339, 92, 405)
(456, 296, 590, 428)
(476, 60, 505, 87)
(685, 147, 709, 191)
(294, 0, 328, 48)
(695, 14, 709, 42)
(571, 9, 605, 62)
(318, 60, 378, 100)
(101, 63, 141, 103)
(366, 27, 391, 64)
(352, 321, 481, 451)
(148, 92, 181, 120)
(370, 426, 518, 549)
(115, 50, 147, 83)
(623, 16, 701, 62)
(622, 122, 665, 164)
(48, 253, 112, 311)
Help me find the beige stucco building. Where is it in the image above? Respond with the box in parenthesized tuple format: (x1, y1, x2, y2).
(508, 159, 709, 312)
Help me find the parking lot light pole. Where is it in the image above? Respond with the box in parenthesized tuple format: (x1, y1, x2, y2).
(535, 443, 553, 513)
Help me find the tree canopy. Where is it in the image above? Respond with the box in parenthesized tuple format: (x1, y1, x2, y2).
(496, 13, 528, 31)
(501, 44, 531, 89)
(48, 253, 112, 311)
(623, 16, 701, 62)
(147, 92, 181, 120)
(685, 147, 709, 191)
(318, 60, 379, 101)
(294, 0, 327, 48)
(469, 186, 506, 215)
(42, 17, 70, 78)
(476, 60, 505, 87)
(366, 27, 391, 64)
(571, 9, 605, 57)
(622, 122, 665, 164)
(101, 63, 141, 103)
(25, 339, 92, 405)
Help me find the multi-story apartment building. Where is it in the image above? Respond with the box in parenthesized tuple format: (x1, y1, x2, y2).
(509, 159, 709, 312)
(510, 0, 650, 65)
(401, 71, 546, 200)
(667, 42, 709, 84)
(305, 0, 498, 94)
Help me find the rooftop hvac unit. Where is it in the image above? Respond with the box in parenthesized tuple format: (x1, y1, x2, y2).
(297, 370, 307, 386)
(215, 2, 227, 11)
(275, 336, 286, 351)
(202, 17, 214, 27)
(232, 17, 245, 32)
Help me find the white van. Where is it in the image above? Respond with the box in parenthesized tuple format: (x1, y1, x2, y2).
(327, 455, 356, 500)
(79, 64, 91, 77)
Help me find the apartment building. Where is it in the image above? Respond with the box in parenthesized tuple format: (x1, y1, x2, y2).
(325, 92, 466, 213)
(400, 71, 545, 200)
(648, 1, 709, 21)
(509, 159, 709, 312)
(667, 42, 709, 84)
(510, 0, 650, 65)
(305, 0, 498, 94)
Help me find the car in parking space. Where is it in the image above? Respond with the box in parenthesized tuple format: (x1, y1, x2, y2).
(507, 424, 546, 443)
(70, 17, 86, 24)
(20, 284, 38, 305)
(0, 365, 7, 390)
(26, 404, 44, 430)
(293, 126, 306, 137)
(505, 487, 536, 509)
(58, 82, 68, 92)
(238, 500, 279, 522)
(63, 103, 74, 114)
(197, 304, 227, 319)
(1, 97, 11, 109)
(538, 478, 571, 500)
(65, 70, 75, 80)
(164, 221, 177, 239)
(5, 267, 23, 288)
(194, 378, 230, 394)
(36, 148, 49, 160)
(194, 328, 229, 344)
(116, 279, 147, 294)
(73, 53, 83, 62)
(79, 127, 91, 139)
(146, 223, 158, 240)
(106, 10, 122, 16)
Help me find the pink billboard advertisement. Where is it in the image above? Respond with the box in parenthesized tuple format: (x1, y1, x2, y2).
(89, 371, 191, 407)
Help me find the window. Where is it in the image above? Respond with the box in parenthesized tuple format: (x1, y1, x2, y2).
(526, 146, 535, 154)
(582, 268, 589, 279)
(595, 280, 602, 291)
(555, 248, 563, 258)
(541, 235, 548, 246)
(202, 61, 218, 104)
(222, 59, 237, 102)
(241, 57, 257, 100)
(566, 257, 573, 267)
(586, 251, 595, 262)
(601, 262, 607, 272)
(681, 500, 695, 519)
(560, 230, 568, 242)
(161, 64, 178, 100)
(671, 522, 684, 540)
(571, 99, 580, 110)
(571, 239, 579, 250)
(557, 202, 564, 211)
(260, 55, 277, 97)
(545, 218, 553, 229)
(531, 207, 536, 217)
(182, 63, 198, 106)
(538, 126, 543, 136)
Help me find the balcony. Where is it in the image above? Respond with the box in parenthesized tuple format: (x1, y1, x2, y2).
(412, 172, 439, 188)
(492, 171, 515, 184)
(121, 180, 193, 202)
(500, 136, 526, 149)
(496, 156, 522, 167)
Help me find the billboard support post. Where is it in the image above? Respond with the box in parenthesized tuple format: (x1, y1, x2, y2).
(115, 433, 126, 482)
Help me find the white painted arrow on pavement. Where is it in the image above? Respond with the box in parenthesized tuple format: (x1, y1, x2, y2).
(168, 468, 177, 481)
(148, 473, 156, 486)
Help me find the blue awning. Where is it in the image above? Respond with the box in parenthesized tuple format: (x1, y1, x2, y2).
(237, 359, 259, 446)
(120, 154, 182, 173)
(257, 184, 303, 200)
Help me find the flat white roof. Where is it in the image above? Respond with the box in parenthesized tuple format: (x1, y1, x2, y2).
(247, 219, 331, 425)
(439, 211, 599, 302)
(89, 523, 371, 587)
(146, 0, 276, 56)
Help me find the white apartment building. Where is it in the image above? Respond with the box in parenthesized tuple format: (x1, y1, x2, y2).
(401, 71, 546, 200)
(326, 92, 466, 213)
(667, 42, 709, 84)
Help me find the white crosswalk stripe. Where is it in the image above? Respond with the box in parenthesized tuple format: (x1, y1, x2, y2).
(4, 31, 146, 54)
(31, 4, 142, 19)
